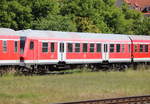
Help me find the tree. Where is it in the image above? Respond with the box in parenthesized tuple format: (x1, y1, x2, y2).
(33, 15, 77, 32)
(0, 0, 149, 35)
(31, 0, 60, 20)
(0, 0, 32, 30)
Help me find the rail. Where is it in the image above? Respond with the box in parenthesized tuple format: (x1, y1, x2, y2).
(52, 95, 150, 104)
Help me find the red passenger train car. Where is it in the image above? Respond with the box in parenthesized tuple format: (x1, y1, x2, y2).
(17, 30, 132, 64)
(130, 35, 150, 62)
(0, 28, 150, 74)
(0, 28, 20, 65)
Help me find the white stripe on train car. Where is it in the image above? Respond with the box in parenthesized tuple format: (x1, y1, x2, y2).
(134, 58, 150, 62)
(24, 59, 103, 64)
(0, 60, 20, 64)
(24, 60, 58, 64)
(65, 59, 103, 64)
(109, 59, 131, 63)
(0, 39, 19, 41)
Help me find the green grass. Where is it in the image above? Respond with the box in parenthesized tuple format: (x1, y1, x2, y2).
(0, 69, 150, 104)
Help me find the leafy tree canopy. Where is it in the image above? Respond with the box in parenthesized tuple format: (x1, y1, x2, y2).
(0, 0, 149, 35)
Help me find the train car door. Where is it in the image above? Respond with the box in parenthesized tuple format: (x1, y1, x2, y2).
(58, 42, 66, 62)
(102, 43, 109, 62)
(29, 39, 36, 63)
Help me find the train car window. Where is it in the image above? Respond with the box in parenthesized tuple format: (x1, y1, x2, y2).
(122, 44, 125, 52)
(75, 43, 80, 52)
(67, 43, 73, 52)
(90, 43, 94, 52)
(3, 40, 7, 52)
(116, 44, 120, 52)
(145, 45, 148, 52)
(51, 42, 55, 52)
(83, 43, 88, 52)
(140, 45, 143, 52)
(14, 41, 18, 52)
(20, 37, 26, 54)
(42, 42, 48, 52)
(134, 45, 138, 52)
(30, 41, 34, 50)
(96, 43, 101, 52)
(128, 44, 131, 53)
(110, 44, 114, 53)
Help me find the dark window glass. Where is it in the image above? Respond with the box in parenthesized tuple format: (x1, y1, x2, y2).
(110, 44, 114, 53)
(140, 45, 143, 52)
(116, 44, 120, 52)
(96, 43, 101, 52)
(67, 43, 73, 52)
(128, 44, 131, 53)
(104, 44, 108, 52)
(3, 41, 7, 52)
(20, 37, 26, 54)
(90, 43, 94, 52)
(51, 43, 55, 52)
(145, 45, 148, 52)
(42, 42, 48, 52)
(122, 44, 125, 52)
(83, 43, 87, 52)
(75, 43, 80, 52)
(134, 45, 138, 52)
(60, 43, 64, 52)
(30, 41, 34, 50)
(14, 41, 18, 52)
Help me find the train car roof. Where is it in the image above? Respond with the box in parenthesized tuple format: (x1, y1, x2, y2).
(1, 28, 150, 42)
(129, 35, 150, 41)
(17, 29, 131, 42)
(0, 28, 18, 35)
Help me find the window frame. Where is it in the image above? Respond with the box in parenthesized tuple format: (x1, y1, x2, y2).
(140, 44, 144, 52)
(110, 44, 114, 53)
(67, 43, 73, 53)
(96, 43, 101, 52)
(82, 43, 88, 53)
(14, 41, 18, 52)
(116, 44, 120, 53)
(42, 42, 48, 53)
(122, 44, 125, 53)
(128, 44, 131, 53)
(90, 43, 95, 52)
(75, 43, 80, 52)
(145, 45, 148, 52)
(50, 42, 55, 52)
(30, 41, 34, 50)
(3, 40, 7, 52)
(134, 45, 138, 52)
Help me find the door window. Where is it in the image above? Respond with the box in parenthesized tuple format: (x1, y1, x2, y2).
(104, 44, 108, 52)
(60, 43, 64, 52)
(14, 41, 18, 52)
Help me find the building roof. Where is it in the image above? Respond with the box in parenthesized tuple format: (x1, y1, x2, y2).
(125, 0, 150, 8)
(124, 0, 150, 12)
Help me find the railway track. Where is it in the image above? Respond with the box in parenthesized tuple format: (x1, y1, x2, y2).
(53, 95, 150, 104)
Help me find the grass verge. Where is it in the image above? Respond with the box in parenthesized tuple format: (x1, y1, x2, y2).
(0, 69, 150, 104)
